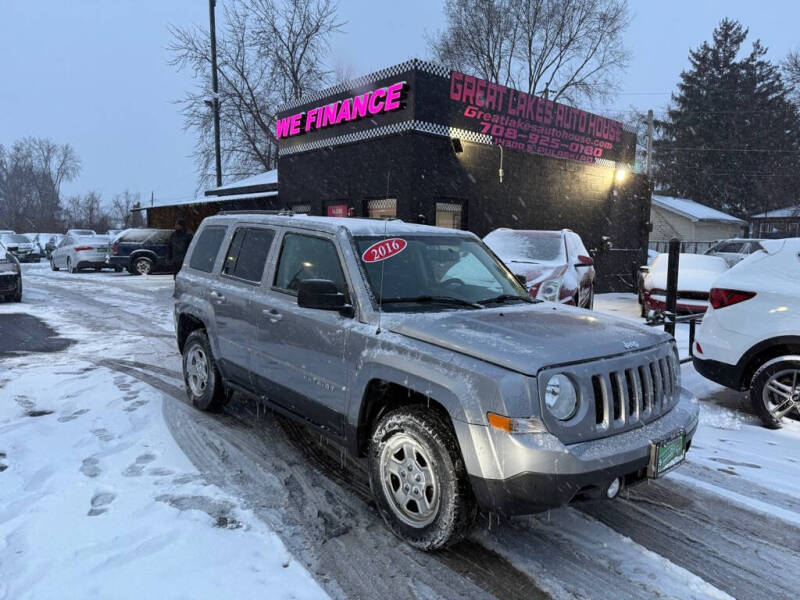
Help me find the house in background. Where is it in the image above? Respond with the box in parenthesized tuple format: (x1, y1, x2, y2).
(749, 205, 800, 239)
(649, 194, 747, 252)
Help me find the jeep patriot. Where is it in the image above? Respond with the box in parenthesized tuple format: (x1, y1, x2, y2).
(174, 214, 699, 550)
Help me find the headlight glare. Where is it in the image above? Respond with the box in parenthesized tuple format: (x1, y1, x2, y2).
(544, 374, 579, 420)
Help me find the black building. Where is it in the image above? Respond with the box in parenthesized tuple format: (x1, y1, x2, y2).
(275, 59, 650, 292)
(148, 59, 652, 291)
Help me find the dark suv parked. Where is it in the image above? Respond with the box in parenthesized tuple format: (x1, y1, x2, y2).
(107, 228, 173, 275)
(174, 214, 698, 550)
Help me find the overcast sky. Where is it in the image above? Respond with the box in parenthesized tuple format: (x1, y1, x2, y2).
(1, 1, 798, 206)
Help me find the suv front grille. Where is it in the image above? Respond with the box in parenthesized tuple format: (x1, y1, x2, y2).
(590, 354, 678, 432)
(537, 344, 680, 444)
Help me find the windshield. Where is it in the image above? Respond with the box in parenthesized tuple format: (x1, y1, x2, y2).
(69, 229, 96, 236)
(354, 234, 532, 312)
(484, 230, 565, 263)
(1, 234, 31, 244)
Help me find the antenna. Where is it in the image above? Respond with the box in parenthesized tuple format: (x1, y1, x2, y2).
(376, 170, 390, 335)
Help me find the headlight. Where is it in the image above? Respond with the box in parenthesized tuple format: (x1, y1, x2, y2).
(537, 277, 563, 302)
(544, 374, 579, 420)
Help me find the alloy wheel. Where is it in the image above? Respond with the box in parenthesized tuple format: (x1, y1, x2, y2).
(379, 433, 440, 528)
(186, 345, 209, 397)
(763, 368, 800, 420)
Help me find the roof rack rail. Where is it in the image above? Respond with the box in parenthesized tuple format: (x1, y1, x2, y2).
(217, 209, 294, 216)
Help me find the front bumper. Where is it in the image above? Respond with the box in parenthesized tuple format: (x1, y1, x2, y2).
(457, 389, 699, 515)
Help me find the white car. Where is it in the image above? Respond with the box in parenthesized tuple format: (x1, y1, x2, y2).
(642, 253, 728, 316)
(50, 234, 115, 274)
(693, 238, 800, 428)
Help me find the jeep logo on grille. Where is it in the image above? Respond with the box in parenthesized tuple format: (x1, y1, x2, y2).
(622, 340, 640, 350)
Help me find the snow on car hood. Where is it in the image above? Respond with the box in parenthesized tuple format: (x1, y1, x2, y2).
(507, 262, 567, 287)
(646, 254, 728, 292)
(386, 303, 669, 376)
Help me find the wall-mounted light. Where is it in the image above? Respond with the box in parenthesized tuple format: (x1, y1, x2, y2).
(451, 137, 463, 154)
(615, 167, 628, 183)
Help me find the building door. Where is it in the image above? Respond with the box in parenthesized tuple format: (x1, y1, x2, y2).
(435, 201, 464, 229)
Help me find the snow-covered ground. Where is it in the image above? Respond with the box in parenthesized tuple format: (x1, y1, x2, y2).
(1, 266, 799, 600)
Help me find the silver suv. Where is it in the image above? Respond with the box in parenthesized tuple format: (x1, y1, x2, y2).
(174, 214, 699, 550)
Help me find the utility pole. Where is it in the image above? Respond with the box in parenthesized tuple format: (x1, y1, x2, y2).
(209, 0, 222, 188)
(645, 109, 654, 179)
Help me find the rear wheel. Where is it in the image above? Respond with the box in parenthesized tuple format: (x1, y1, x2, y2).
(66, 257, 75, 274)
(182, 330, 229, 412)
(132, 256, 153, 275)
(750, 357, 800, 428)
(368, 406, 477, 550)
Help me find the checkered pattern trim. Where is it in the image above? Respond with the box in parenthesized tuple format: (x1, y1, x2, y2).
(278, 120, 493, 156)
(278, 59, 451, 112)
(622, 122, 637, 134)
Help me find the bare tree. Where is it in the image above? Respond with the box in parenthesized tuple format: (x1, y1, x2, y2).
(111, 190, 142, 228)
(169, 0, 344, 189)
(429, 0, 630, 105)
(0, 137, 80, 231)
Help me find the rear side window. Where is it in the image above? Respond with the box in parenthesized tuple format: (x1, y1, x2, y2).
(121, 229, 158, 243)
(149, 230, 173, 244)
(274, 233, 346, 293)
(222, 227, 275, 283)
(189, 226, 226, 273)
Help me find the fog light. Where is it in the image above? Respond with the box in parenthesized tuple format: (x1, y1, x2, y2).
(606, 477, 622, 499)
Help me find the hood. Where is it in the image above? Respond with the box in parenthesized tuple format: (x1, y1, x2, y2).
(385, 303, 669, 376)
(508, 262, 567, 288)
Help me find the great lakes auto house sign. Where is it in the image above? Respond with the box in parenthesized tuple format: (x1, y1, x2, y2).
(275, 59, 636, 167)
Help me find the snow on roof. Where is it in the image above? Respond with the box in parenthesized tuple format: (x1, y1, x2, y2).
(139, 190, 278, 211)
(651, 195, 745, 223)
(750, 205, 800, 219)
(205, 169, 278, 194)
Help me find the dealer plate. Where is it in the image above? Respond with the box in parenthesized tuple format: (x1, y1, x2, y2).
(648, 430, 686, 478)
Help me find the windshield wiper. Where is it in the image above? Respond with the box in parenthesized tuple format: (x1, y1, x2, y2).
(477, 294, 535, 306)
(379, 296, 485, 309)
(508, 259, 540, 264)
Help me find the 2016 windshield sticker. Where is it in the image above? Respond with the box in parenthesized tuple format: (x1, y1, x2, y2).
(362, 238, 407, 263)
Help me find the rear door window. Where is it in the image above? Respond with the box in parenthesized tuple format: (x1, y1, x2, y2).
(222, 227, 275, 283)
(273, 233, 346, 294)
(189, 226, 227, 273)
(149, 230, 173, 244)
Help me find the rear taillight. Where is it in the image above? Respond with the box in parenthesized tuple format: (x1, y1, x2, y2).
(112, 243, 118, 255)
(709, 288, 756, 310)
(73, 246, 93, 251)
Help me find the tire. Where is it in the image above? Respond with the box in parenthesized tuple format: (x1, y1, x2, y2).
(50, 257, 59, 271)
(66, 257, 75, 274)
(131, 256, 153, 276)
(368, 406, 477, 551)
(587, 287, 595, 310)
(750, 357, 800, 429)
(182, 330, 229, 412)
(12, 280, 22, 302)
(114, 267, 123, 273)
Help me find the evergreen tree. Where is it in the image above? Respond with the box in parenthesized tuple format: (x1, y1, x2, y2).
(654, 19, 800, 218)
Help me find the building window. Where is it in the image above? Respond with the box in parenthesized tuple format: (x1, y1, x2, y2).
(436, 202, 463, 229)
(367, 198, 396, 219)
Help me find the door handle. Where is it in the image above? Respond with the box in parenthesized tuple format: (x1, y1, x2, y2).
(262, 308, 282, 322)
(210, 290, 226, 304)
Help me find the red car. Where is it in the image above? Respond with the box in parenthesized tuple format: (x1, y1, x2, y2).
(483, 228, 596, 308)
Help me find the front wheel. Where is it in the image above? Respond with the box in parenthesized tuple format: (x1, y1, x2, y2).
(750, 357, 800, 428)
(368, 406, 477, 551)
(50, 257, 59, 271)
(182, 330, 229, 412)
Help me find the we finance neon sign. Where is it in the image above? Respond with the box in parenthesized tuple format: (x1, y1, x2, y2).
(275, 81, 406, 139)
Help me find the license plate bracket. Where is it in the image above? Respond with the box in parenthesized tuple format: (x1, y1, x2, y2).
(648, 429, 686, 478)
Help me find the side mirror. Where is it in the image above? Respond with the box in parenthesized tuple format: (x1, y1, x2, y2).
(514, 273, 527, 286)
(297, 279, 350, 313)
(575, 255, 594, 267)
